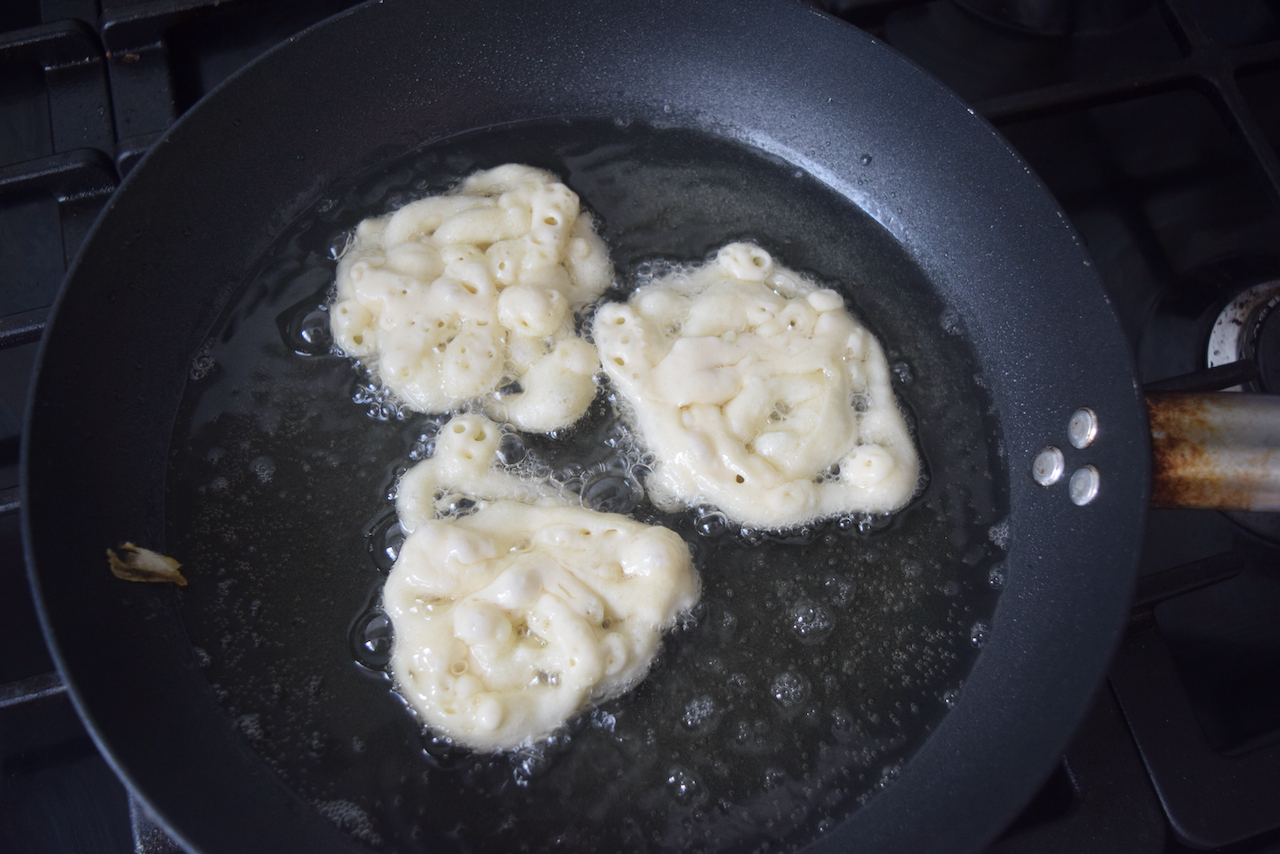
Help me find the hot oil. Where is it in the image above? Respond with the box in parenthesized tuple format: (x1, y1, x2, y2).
(166, 121, 1006, 853)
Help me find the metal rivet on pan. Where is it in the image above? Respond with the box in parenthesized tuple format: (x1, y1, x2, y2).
(1032, 446, 1065, 486)
(1069, 466, 1100, 505)
(1068, 407, 1098, 448)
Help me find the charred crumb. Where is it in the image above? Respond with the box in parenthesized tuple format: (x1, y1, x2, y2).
(107, 542, 188, 586)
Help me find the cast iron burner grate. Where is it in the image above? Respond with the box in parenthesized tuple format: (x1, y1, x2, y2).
(4, 1, 1280, 852)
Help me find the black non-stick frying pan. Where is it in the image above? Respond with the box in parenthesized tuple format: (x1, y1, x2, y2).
(23, 1, 1148, 852)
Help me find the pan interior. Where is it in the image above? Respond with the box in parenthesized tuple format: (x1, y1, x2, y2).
(166, 120, 1007, 852)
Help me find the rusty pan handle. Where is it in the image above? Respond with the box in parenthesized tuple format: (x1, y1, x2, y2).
(1147, 392, 1280, 510)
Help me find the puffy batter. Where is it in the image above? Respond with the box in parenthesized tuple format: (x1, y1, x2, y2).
(384, 414, 700, 751)
(593, 243, 919, 529)
(330, 165, 613, 432)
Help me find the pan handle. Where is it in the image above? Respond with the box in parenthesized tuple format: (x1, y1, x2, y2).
(1147, 392, 1280, 510)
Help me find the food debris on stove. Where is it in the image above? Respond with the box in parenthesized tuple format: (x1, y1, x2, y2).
(106, 542, 188, 586)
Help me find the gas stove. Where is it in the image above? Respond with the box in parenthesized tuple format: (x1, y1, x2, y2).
(3, 1, 1279, 852)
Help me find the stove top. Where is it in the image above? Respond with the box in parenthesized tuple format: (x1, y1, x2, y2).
(3, 1, 1279, 851)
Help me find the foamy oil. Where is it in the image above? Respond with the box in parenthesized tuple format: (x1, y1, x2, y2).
(166, 120, 1006, 853)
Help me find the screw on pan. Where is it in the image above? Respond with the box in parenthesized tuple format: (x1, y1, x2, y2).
(1032, 446, 1065, 486)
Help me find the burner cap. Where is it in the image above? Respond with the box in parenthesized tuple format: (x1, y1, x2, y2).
(1206, 280, 1280, 393)
(1251, 299, 1280, 393)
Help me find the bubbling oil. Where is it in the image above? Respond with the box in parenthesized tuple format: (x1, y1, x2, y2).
(166, 120, 1006, 853)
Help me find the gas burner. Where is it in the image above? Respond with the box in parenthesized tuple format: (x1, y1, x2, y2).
(1137, 255, 1280, 392)
(952, 0, 1154, 35)
(1206, 279, 1280, 392)
(1138, 275, 1280, 543)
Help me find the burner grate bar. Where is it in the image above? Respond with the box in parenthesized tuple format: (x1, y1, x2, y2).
(101, 0, 256, 53)
(1143, 362, 1261, 393)
(0, 486, 19, 517)
(0, 19, 102, 67)
(0, 149, 119, 202)
(976, 39, 1280, 123)
(1129, 552, 1244, 618)
(0, 308, 50, 351)
(1112, 626, 1280, 848)
(0, 670, 67, 710)
(976, 0, 1280, 208)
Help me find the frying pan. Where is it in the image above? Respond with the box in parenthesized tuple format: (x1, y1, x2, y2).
(22, 1, 1147, 852)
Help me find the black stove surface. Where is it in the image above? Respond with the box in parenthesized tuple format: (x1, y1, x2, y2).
(3, 1, 1279, 852)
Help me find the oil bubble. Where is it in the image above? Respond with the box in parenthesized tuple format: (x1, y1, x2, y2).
(988, 566, 1006, 589)
(511, 744, 554, 786)
(494, 376, 523, 399)
(683, 696, 718, 729)
(235, 712, 264, 743)
(717, 608, 739, 640)
(824, 576, 856, 608)
(551, 465, 584, 491)
(190, 345, 215, 380)
(249, 456, 276, 483)
(445, 497, 478, 518)
(988, 519, 1010, 550)
(590, 709, 617, 732)
(497, 433, 527, 466)
(422, 733, 470, 771)
(666, 766, 704, 805)
(877, 761, 902, 790)
(316, 800, 384, 847)
(327, 230, 352, 261)
(679, 602, 704, 632)
(791, 599, 835, 644)
(770, 670, 811, 709)
(581, 471, 640, 514)
(694, 507, 729, 538)
(353, 379, 407, 421)
(367, 514, 405, 572)
(969, 621, 990, 648)
(298, 309, 333, 351)
(277, 294, 336, 357)
(831, 707, 858, 739)
(351, 610, 393, 670)
(890, 360, 914, 385)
